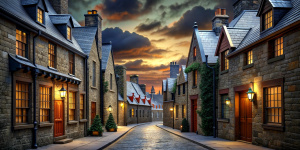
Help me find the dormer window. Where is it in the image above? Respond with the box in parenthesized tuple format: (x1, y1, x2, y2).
(221, 50, 229, 71)
(264, 10, 272, 31)
(67, 26, 71, 40)
(37, 8, 44, 24)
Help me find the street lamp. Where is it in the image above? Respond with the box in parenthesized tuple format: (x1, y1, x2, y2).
(170, 108, 173, 111)
(225, 97, 230, 105)
(59, 84, 67, 99)
(108, 105, 112, 112)
(246, 88, 255, 102)
(120, 102, 124, 108)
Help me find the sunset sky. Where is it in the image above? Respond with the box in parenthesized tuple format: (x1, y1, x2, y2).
(69, 0, 235, 94)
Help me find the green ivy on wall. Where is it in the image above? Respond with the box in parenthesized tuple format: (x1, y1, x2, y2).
(103, 81, 109, 94)
(172, 80, 177, 93)
(196, 60, 219, 136)
(184, 62, 201, 74)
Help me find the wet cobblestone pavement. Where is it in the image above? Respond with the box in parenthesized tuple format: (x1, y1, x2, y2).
(105, 122, 206, 150)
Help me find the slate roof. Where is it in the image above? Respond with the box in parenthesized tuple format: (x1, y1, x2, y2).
(167, 78, 176, 92)
(196, 31, 219, 63)
(49, 15, 74, 25)
(0, 0, 85, 55)
(118, 93, 123, 101)
(269, 0, 293, 8)
(226, 27, 251, 48)
(233, 0, 300, 53)
(162, 80, 166, 92)
(72, 27, 97, 55)
(102, 43, 112, 70)
(21, 0, 39, 5)
(126, 81, 151, 106)
(181, 65, 187, 81)
(229, 10, 260, 28)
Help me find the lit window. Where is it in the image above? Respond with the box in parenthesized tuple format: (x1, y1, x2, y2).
(69, 52, 74, 74)
(67, 26, 71, 40)
(40, 86, 51, 122)
(264, 10, 272, 30)
(37, 8, 43, 24)
(221, 50, 229, 71)
(16, 29, 27, 57)
(80, 95, 84, 119)
(69, 92, 76, 120)
(275, 37, 283, 57)
(132, 109, 134, 117)
(221, 94, 229, 119)
(193, 47, 196, 60)
(48, 43, 56, 68)
(16, 82, 30, 123)
(182, 105, 185, 118)
(264, 86, 282, 124)
(246, 50, 253, 65)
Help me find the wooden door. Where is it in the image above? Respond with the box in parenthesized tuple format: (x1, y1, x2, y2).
(239, 92, 252, 142)
(91, 102, 96, 124)
(191, 99, 197, 132)
(54, 100, 64, 137)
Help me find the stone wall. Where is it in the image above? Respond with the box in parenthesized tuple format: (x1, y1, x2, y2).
(217, 28, 300, 149)
(152, 110, 163, 121)
(163, 101, 174, 128)
(117, 101, 125, 126)
(126, 104, 152, 124)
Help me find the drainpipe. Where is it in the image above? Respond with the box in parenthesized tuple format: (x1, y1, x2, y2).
(173, 96, 175, 129)
(205, 55, 216, 138)
(137, 105, 139, 124)
(32, 30, 41, 149)
(116, 75, 119, 125)
(85, 56, 89, 136)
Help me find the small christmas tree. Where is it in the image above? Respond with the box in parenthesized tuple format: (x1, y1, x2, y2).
(88, 115, 104, 136)
(181, 118, 189, 132)
(105, 113, 117, 132)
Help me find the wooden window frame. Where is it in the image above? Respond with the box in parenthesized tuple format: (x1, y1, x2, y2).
(79, 94, 85, 120)
(67, 26, 72, 41)
(48, 42, 56, 68)
(221, 94, 229, 119)
(69, 52, 75, 75)
(263, 9, 273, 31)
(13, 76, 33, 130)
(131, 108, 134, 117)
(68, 91, 76, 121)
(39, 85, 52, 123)
(221, 50, 229, 71)
(262, 78, 284, 131)
(193, 47, 197, 61)
(274, 37, 284, 57)
(246, 50, 253, 65)
(268, 36, 285, 63)
(16, 28, 29, 58)
(37, 7, 44, 24)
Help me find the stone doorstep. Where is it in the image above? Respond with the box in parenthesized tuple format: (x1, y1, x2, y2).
(53, 135, 67, 142)
(54, 138, 73, 144)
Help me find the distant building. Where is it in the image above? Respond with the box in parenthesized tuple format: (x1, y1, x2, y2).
(147, 86, 163, 121)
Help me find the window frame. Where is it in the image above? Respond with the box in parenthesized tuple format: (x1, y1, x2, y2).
(175, 105, 179, 119)
(193, 70, 197, 87)
(16, 28, 29, 58)
(193, 47, 197, 61)
(37, 7, 44, 24)
(246, 50, 253, 65)
(92, 61, 96, 87)
(220, 94, 229, 119)
(79, 94, 85, 120)
(67, 26, 72, 41)
(48, 42, 56, 68)
(221, 50, 229, 71)
(15, 81, 31, 124)
(182, 105, 185, 118)
(178, 85, 180, 95)
(69, 52, 75, 75)
(68, 91, 76, 121)
(262, 78, 284, 131)
(263, 9, 273, 31)
(39, 85, 52, 123)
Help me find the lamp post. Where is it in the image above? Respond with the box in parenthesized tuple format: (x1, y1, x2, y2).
(170, 107, 174, 129)
(59, 84, 67, 99)
(205, 55, 216, 138)
(246, 88, 255, 102)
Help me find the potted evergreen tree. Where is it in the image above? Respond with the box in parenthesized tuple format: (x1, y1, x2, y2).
(88, 115, 104, 136)
(181, 118, 189, 132)
(105, 113, 117, 132)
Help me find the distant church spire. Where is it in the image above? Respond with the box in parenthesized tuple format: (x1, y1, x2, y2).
(159, 90, 161, 95)
(151, 86, 155, 94)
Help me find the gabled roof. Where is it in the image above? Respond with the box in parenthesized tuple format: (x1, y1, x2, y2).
(102, 43, 112, 71)
(226, 27, 250, 48)
(230, 0, 299, 56)
(49, 15, 75, 27)
(22, 0, 49, 12)
(194, 28, 219, 63)
(126, 81, 150, 106)
(257, 0, 293, 16)
(229, 10, 260, 28)
(181, 65, 187, 81)
(0, 0, 85, 55)
(72, 27, 97, 55)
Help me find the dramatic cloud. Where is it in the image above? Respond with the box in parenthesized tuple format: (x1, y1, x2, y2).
(135, 20, 162, 32)
(168, 0, 199, 17)
(100, 0, 161, 21)
(124, 60, 168, 71)
(68, 0, 101, 21)
(151, 38, 166, 43)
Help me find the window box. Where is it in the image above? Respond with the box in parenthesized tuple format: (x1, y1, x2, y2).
(267, 55, 285, 64)
(220, 70, 229, 75)
(68, 120, 78, 125)
(217, 118, 229, 123)
(39, 122, 54, 128)
(243, 63, 254, 70)
(262, 124, 284, 131)
(14, 124, 34, 130)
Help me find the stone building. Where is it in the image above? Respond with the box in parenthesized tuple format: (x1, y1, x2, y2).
(147, 86, 163, 121)
(115, 65, 127, 126)
(101, 43, 118, 125)
(215, 0, 300, 149)
(184, 8, 223, 134)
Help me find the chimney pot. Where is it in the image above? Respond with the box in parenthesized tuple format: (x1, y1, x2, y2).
(221, 9, 226, 15)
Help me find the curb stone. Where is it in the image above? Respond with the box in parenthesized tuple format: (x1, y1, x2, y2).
(156, 125, 214, 150)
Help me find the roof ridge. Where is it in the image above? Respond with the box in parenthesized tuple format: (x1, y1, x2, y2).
(227, 27, 251, 30)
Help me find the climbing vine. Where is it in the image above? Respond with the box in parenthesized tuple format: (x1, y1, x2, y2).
(184, 62, 201, 73)
(103, 81, 109, 94)
(172, 80, 177, 93)
(196, 60, 219, 136)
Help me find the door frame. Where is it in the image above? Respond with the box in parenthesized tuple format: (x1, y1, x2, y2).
(91, 101, 96, 125)
(234, 84, 252, 141)
(191, 99, 197, 132)
(54, 100, 64, 137)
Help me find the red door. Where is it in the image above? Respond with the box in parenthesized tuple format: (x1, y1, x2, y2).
(191, 99, 197, 132)
(54, 101, 64, 137)
(239, 92, 252, 142)
(91, 102, 96, 124)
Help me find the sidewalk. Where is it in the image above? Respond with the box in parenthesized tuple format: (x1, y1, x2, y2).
(36, 123, 145, 150)
(156, 124, 272, 150)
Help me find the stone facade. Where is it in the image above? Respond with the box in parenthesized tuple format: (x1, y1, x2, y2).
(126, 105, 152, 124)
(217, 28, 300, 149)
(115, 65, 127, 126)
(163, 101, 174, 127)
(152, 109, 163, 121)
(103, 52, 118, 125)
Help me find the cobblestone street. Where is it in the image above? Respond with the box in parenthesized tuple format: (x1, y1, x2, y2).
(105, 122, 206, 150)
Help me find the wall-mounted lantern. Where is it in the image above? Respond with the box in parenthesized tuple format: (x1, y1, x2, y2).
(121, 102, 124, 108)
(59, 84, 67, 99)
(246, 88, 255, 102)
(225, 98, 230, 105)
(108, 105, 112, 112)
(170, 108, 173, 111)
